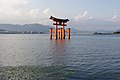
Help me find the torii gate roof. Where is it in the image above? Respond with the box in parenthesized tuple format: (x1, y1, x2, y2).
(50, 16, 69, 23)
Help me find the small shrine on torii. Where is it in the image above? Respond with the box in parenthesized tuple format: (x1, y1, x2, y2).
(49, 16, 71, 40)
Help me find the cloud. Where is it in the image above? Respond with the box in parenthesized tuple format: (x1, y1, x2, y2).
(89, 16, 93, 19)
(82, 11, 88, 17)
(26, 8, 51, 24)
(112, 14, 117, 19)
(43, 8, 50, 15)
(75, 11, 88, 20)
(28, 8, 40, 18)
(0, 0, 28, 16)
(0, 0, 37, 24)
(0, 0, 51, 24)
(106, 12, 118, 22)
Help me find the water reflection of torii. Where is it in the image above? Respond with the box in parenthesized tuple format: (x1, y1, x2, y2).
(49, 39, 70, 67)
(49, 16, 71, 40)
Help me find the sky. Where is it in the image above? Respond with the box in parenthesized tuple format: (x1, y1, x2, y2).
(0, 0, 120, 31)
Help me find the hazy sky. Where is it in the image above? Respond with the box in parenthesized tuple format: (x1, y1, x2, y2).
(0, 0, 120, 30)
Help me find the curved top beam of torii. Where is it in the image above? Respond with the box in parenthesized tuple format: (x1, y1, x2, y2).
(49, 16, 69, 23)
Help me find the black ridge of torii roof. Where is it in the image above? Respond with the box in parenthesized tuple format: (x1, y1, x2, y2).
(49, 16, 69, 22)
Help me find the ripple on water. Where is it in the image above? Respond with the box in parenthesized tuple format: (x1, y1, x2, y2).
(0, 34, 120, 80)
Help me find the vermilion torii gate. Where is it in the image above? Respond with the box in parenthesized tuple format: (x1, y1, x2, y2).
(49, 16, 71, 40)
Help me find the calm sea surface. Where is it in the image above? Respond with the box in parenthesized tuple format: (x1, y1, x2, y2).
(0, 34, 120, 80)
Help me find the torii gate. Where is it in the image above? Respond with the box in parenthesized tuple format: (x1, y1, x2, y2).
(49, 16, 71, 40)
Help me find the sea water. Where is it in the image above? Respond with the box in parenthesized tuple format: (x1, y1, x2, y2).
(0, 34, 120, 80)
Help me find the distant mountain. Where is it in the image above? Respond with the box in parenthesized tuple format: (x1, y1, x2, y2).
(70, 28, 80, 33)
(112, 29, 120, 34)
(70, 19, 120, 31)
(0, 29, 7, 31)
(93, 30, 113, 33)
(0, 23, 80, 33)
(0, 23, 53, 33)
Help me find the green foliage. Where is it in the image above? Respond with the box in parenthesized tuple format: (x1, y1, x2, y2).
(113, 31, 120, 34)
